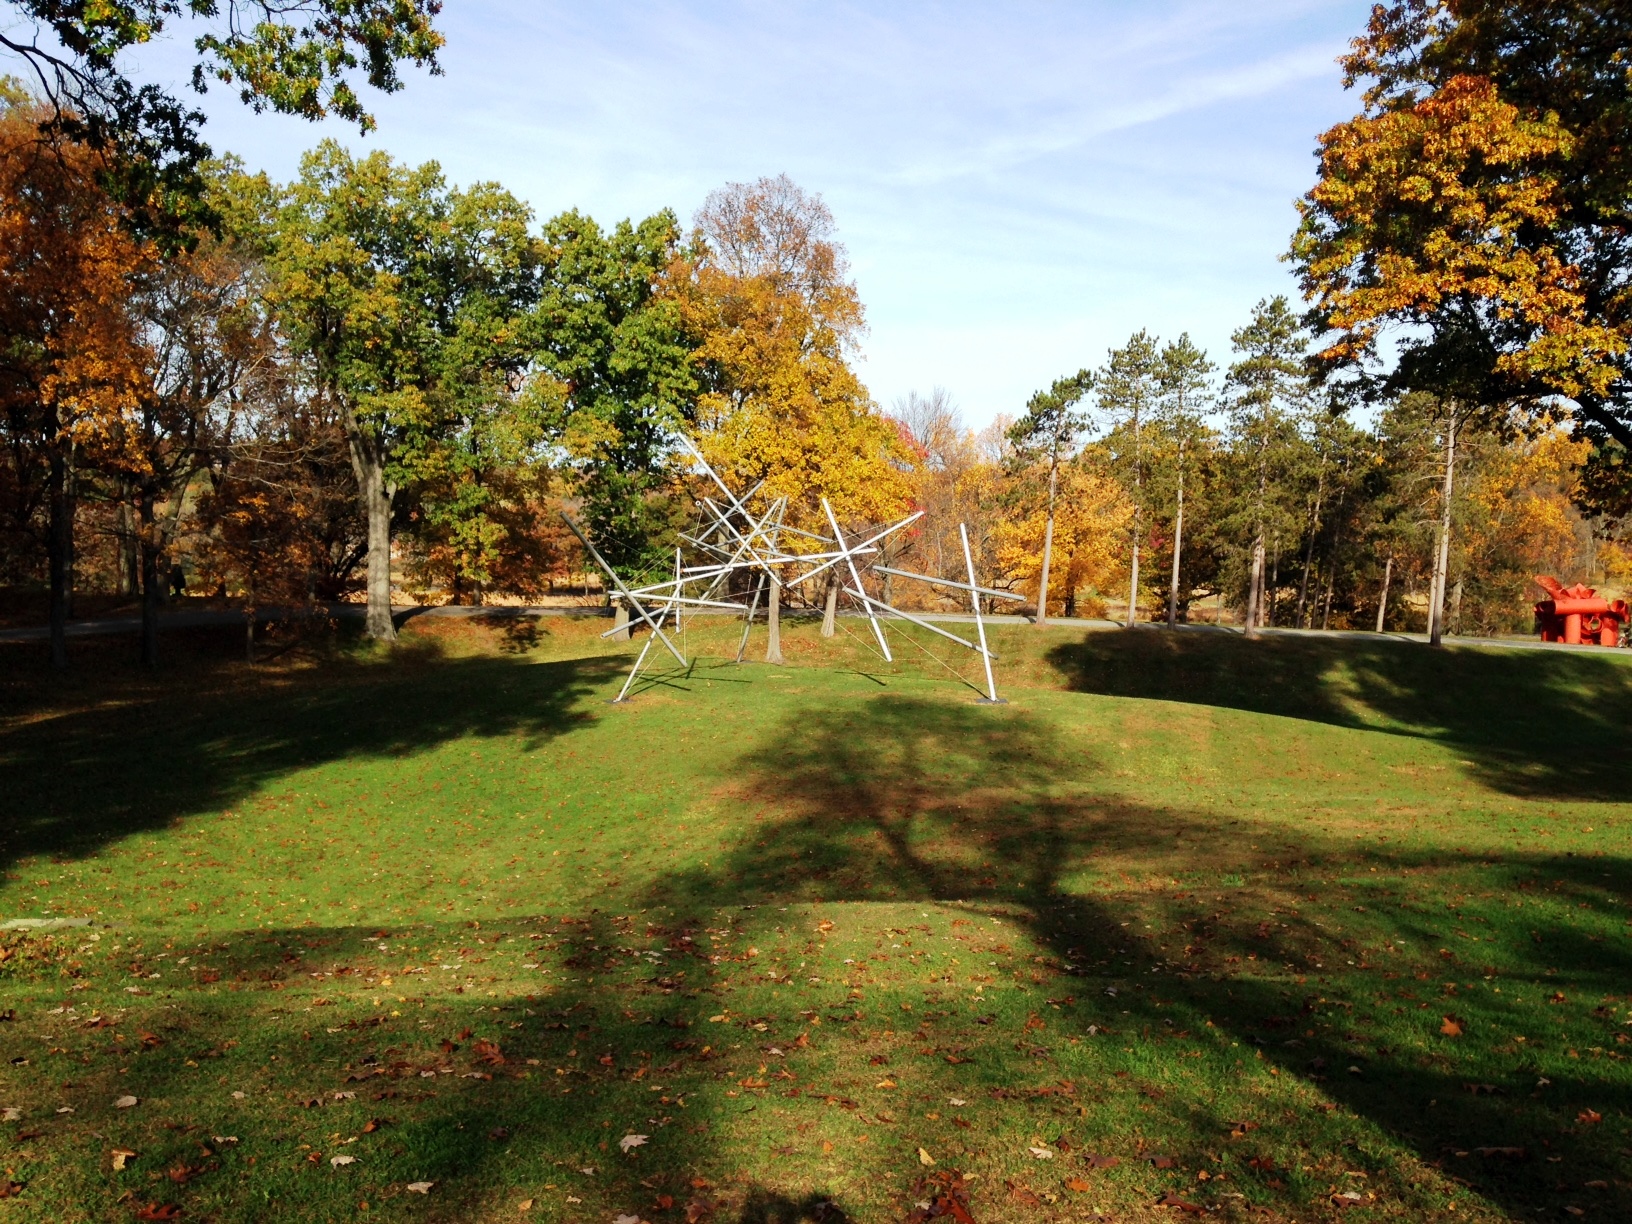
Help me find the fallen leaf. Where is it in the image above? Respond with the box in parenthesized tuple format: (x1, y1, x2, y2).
(614, 1216, 641, 1224)
(1066, 1177, 1092, 1191)
(1474, 1146, 1526, 1160)
(0, 1180, 19, 1198)
(1149, 1154, 1177, 1169)
(518, 1199, 533, 1211)
(111, 1149, 137, 1171)
(1247, 1155, 1277, 1171)
(1007, 1179, 1043, 1207)
(133, 1205, 181, 1221)
(1029, 1146, 1054, 1160)
(0, 1107, 19, 1122)
(1083, 1154, 1121, 1169)
(948, 1098, 967, 1107)
(918, 1147, 936, 1166)
(114, 1095, 138, 1109)
(1331, 1191, 1366, 1208)
(331, 1155, 356, 1167)
(620, 1133, 648, 1153)
(1155, 1190, 1203, 1213)
(406, 1181, 434, 1193)
(685, 1200, 714, 1223)
(1440, 1016, 1463, 1037)
(1578, 1109, 1603, 1125)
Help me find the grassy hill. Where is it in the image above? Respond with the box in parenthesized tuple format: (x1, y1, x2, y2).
(1, 616, 1628, 1222)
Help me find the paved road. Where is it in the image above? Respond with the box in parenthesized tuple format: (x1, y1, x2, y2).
(1, 602, 1620, 654)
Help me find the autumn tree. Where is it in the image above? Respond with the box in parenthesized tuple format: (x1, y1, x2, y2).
(0, 100, 150, 667)
(192, 375, 367, 639)
(991, 453, 1130, 621)
(893, 387, 974, 585)
(675, 174, 911, 658)
(119, 195, 267, 664)
(263, 141, 539, 640)
(1293, 3, 1632, 473)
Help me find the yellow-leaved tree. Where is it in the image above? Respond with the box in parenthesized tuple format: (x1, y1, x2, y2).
(991, 457, 1132, 620)
(667, 174, 912, 658)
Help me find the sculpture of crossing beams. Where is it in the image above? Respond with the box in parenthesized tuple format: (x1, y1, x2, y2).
(559, 434, 1023, 703)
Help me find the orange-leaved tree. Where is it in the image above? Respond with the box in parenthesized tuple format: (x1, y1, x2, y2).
(1293, 2, 1632, 440)
(668, 175, 912, 658)
(0, 98, 151, 668)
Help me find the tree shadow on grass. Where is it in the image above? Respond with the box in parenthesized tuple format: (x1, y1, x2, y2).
(0, 632, 622, 875)
(1044, 629, 1632, 801)
(0, 915, 857, 1222)
(644, 693, 1632, 1221)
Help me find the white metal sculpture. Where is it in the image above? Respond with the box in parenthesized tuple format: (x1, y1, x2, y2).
(561, 434, 1023, 703)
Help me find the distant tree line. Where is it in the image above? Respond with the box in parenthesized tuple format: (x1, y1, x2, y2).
(4, 0, 1632, 666)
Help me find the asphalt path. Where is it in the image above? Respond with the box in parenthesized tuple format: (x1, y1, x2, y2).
(1, 602, 1621, 654)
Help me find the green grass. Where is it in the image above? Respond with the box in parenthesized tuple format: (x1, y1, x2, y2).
(1, 614, 1630, 1223)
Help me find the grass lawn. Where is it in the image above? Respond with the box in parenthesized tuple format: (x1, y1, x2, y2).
(1, 613, 1629, 1223)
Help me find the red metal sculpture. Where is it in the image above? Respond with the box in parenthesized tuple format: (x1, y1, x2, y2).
(1533, 576, 1628, 646)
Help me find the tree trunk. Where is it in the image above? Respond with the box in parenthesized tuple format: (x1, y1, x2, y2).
(1296, 459, 1327, 628)
(1268, 543, 1280, 626)
(821, 576, 837, 637)
(46, 448, 71, 671)
(1429, 418, 1457, 648)
(1167, 446, 1184, 629)
(1125, 507, 1141, 629)
(765, 577, 784, 664)
(343, 409, 397, 642)
(1244, 534, 1265, 640)
(1035, 461, 1058, 627)
(1375, 556, 1392, 633)
(1321, 560, 1336, 630)
(138, 492, 162, 668)
(1128, 406, 1143, 629)
(117, 498, 139, 598)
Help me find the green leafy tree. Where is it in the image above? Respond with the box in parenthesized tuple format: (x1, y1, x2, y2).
(263, 141, 539, 639)
(1225, 297, 1312, 637)
(1096, 330, 1163, 626)
(1, 0, 442, 225)
(1007, 370, 1093, 627)
(1153, 335, 1216, 626)
(531, 209, 696, 575)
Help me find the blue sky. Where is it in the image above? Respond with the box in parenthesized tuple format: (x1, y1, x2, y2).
(113, 0, 1374, 427)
